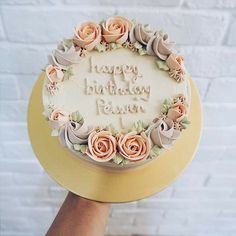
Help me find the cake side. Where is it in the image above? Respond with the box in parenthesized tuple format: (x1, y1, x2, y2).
(42, 16, 191, 169)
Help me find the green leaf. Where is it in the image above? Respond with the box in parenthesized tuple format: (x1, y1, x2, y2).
(42, 111, 49, 120)
(131, 120, 148, 133)
(180, 123, 188, 129)
(156, 59, 169, 71)
(160, 99, 172, 114)
(150, 145, 161, 159)
(105, 124, 118, 136)
(112, 154, 130, 166)
(73, 144, 88, 154)
(138, 48, 147, 56)
(122, 159, 130, 165)
(112, 154, 124, 165)
(134, 41, 143, 49)
(181, 116, 191, 125)
(71, 111, 83, 123)
(62, 38, 73, 47)
(95, 43, 106, 52)
(51, 129, 59, 137)
(157, 30, 166, 38)
(99, 19, 105, 25)
(42, 108, 53, 120)
(63, 67, 74, 80)
(110, 43, 122, 50)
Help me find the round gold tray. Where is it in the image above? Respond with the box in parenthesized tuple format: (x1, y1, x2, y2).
(28, 72, 203, 203)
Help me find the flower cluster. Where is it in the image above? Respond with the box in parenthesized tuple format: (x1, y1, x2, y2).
(46, 16, 185, 85)
(146, 94, 190, 150)
(45, 65, 73, 95)
(44, 93, 189, 165)
(46, 108, 151, 163)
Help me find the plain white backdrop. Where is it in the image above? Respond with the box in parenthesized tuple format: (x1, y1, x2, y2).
(0, 0, 236, 235)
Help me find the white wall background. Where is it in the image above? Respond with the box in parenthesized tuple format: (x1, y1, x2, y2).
(0, 0, 236, 235)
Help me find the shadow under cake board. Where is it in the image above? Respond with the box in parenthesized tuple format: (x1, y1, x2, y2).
(27, 72, 203, 203)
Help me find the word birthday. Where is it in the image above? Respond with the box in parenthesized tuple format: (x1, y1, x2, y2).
(90, 56, 142, 81)
(85, 78, 150, 101)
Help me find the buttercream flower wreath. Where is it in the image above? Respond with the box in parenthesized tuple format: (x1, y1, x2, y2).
(43, 16, 190, 166)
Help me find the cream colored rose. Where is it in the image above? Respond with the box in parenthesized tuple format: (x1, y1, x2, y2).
(102, 16, 133, 44)
(59, 120, 93, 148)
(129, 24, 154, 45)
(86, 131, 117, 162)
(49, 108, 69, 130)
(167, 102, 187, 122)
(147, 34, 174, 60)
(73, 22, 101, 51)
(166, 54, 184, 70)
(148, 118, 180, 149)
(46, 65, 64, 84)
(48, 40, 81, 70)
(118, 132, 151, 161)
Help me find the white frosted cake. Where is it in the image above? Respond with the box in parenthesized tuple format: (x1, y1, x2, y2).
(42, 16, 191, 169)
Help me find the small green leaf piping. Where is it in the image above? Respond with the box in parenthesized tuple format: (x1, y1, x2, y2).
(131, 120, 148, 133)
(71, 111, 83, 123)
(150, 145, 161, 159)
(51, 129, 59, 137)
(160, 99, 172, 114)
(112, 154, 130, 166)
(73, 144, 88, 154)
(156, 59, 169, 71)
(63, 67, 73, 80)
(105, 124, 118, 136)
(95, 43, 106, 52)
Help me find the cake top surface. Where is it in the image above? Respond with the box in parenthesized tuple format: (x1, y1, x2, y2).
(42, 16, 191, 167)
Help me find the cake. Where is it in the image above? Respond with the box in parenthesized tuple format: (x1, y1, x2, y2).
(42, 16, 191, 169)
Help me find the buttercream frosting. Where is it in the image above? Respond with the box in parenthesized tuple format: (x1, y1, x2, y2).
(42, 15, 191, 168)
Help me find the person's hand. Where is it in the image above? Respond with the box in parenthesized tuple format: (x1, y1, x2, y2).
(46, 192, 111, 236)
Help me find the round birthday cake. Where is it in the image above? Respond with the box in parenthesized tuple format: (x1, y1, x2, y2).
(42, 16, 191, 169)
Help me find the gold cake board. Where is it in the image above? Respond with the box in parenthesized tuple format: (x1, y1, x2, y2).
(27, 72, 203, 203)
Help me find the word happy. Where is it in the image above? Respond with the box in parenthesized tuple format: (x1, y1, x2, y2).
(90, 56, 142, 81)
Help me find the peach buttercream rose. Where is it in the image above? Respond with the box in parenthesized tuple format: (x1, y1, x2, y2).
(73, 22, 101, 51)
(49, 108, 69, 130)
(167, 102, 187, 122)
(118, 132, 151, 161)
(86, 131, 117, 162)
(102, 16, 133, 44)
(46, 65, 64, 84)
(166, 54, 184, 70)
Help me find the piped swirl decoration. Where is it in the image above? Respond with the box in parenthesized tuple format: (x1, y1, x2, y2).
(43, 16, 190, 166)
(59, 120, 93, 148)
(48, 40, 81, 70)
(147, 118, 180, 150)
(147, 33, 174, 60)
